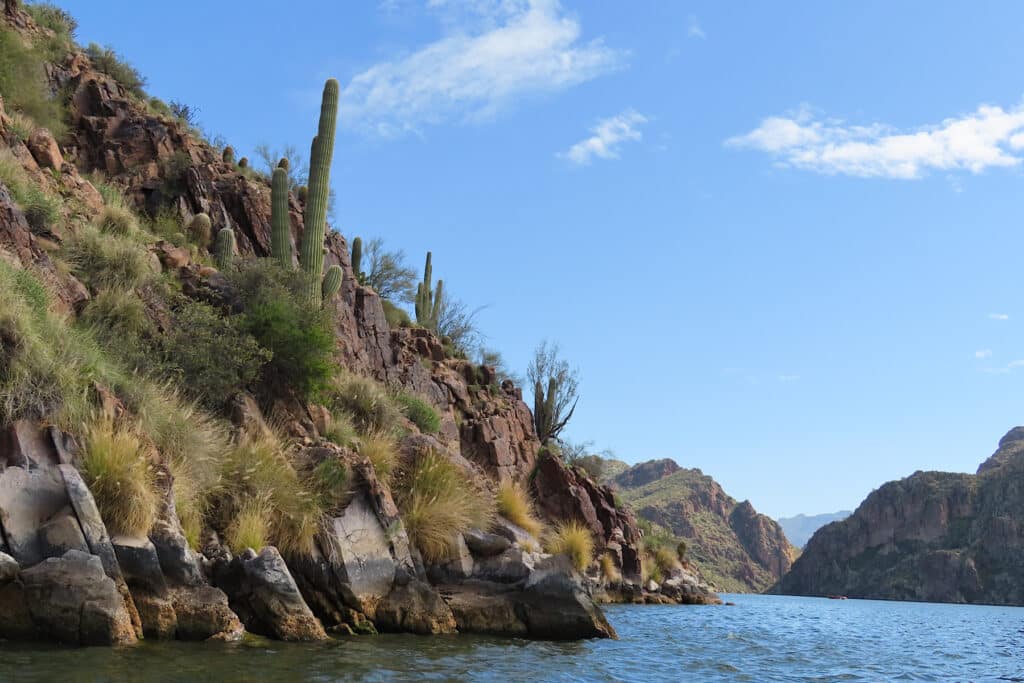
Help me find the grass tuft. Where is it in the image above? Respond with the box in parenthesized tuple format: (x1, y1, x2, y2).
(546, 520, 595, 572)
(394, 448, 494, 563)
(496, 480, 544, 538)
(97, 205, 139, 236)
(330, 373, 402, 433)
(395, 392, 440, 434)
(600, 552, 621, 583)
(64, 226, 151, 290)
(80, 419, 158, 537)
(358, 429, 398, 485)
(226, 497, 270, 554)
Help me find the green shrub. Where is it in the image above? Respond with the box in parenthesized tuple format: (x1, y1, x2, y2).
(394, 448, 494, 563)
(85, 43, 146, 98)
(80, 419, 158, 537)
(162, 299, 270, 410)
(0, 26, 67, 138)
(144, 207, 182, 242)
(64, 226, 151, 290)
(26, 3, 77, 62)
(382, 299, 411, 328)
(330, 374, 402, 433)
(229, 260, 336, 401)
(159, 151, 193, 200)
(307, 457, 349, 512)
(395, 392, 440, 434)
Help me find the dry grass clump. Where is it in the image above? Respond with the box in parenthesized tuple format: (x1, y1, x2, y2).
(545, 520, 595, 572)
(600, 552, 621, 583)
(225, 497, 271, 554)
(215, 430, 324, 557)
(394, 448, 494, 563)
(359, 429, 398, 485)
(496, 480, 544, 538)
(64, 225, 151, 290)
(97, 205, 139, 237)
(80, 419, 158, 537)
(330, 373, 403, 433)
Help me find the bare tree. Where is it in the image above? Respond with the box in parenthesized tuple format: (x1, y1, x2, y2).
(436, 295, 484, 355)
(254, 143, 309, 189)
(363, 238, 417, 303)
(527, 341, 579, 444)
(478, 347, 521, 386)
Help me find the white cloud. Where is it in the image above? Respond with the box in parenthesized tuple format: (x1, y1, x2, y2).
(975, 349, 993, 359)
(726, 102, 1024, 179)
(687, 15, 705, 39)
(560, 109, 647, 165)
(989, 313, 1010, 320)
(778, 374, 800, 382)
(342, 0, 625, 135)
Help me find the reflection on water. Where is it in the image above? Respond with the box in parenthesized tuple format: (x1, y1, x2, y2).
(0, 594, 1022, 682)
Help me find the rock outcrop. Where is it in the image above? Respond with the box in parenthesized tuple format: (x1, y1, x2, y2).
(613, 459, 797, 592)
(780, 428, 1024, 605)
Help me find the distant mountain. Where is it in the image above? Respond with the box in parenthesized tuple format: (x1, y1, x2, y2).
(777, 511, 852, 548)
(612, 459, 798, 593)
(780, 428, 1024, 605)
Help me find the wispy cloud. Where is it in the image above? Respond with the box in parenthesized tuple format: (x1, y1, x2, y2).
(342, 0, 625, 135)
(975, 349, 993, 359)
(726, 102, 1024, 179)
(686, 15, 705, 39)
(778, 374, 800, 382)
(989, 313, 1010, 321)
(560, 109, 647, 165)
(982, 359, 1024, 375)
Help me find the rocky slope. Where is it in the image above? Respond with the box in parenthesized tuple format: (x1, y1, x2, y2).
(0, 2, 718, 645)
(613, 459, 797, 592)
(779, 428, 1024, 604)
(777, 511, 851, 548)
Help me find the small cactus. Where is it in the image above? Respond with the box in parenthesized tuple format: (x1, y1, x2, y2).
(415, 251, 443, 330)
(222, 146, 235, 164)
(238, 157, 249, 169)
(351, 236, 366, 284)
(187, 213, 212, 246)
(214, 227, 235, 269)
(322, 264, 342, 299)
(277, 157, 289, 171)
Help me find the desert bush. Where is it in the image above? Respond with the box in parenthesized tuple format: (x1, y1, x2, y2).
(546, 520, 595, 572)
(162, 299, 270, 410)
(80, 419, 158, 537)
(394, 448, 494, 563)
(159, 150, 193, 200)
(329, 373, 402, 433)
(64, 226, 151, 290)
(359, 429, 398, 485)
(97, 205, 138, 237)
(382, 299, 411, 328)
(0, 26, 67, 138)
(496, 480, 544, 538)
(395, 392, 440, 434)
(229, 260, 336, 401)
(85, 43, 146, 98)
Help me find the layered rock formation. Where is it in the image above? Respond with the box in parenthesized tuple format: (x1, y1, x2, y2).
(613, 459, 797, 592)
(779, 428, 1024, 604)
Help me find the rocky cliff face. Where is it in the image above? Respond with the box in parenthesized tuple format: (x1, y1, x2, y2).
(779, 428, 1024, 604)
(0, 4, 698, 645)
(613, 460, 797, 592)
(777, 511, 852, 549)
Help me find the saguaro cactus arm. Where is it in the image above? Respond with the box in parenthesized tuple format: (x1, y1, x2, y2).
(300, 79, 340, 307)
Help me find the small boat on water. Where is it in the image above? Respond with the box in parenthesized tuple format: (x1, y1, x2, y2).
(827, 595, 848, 600)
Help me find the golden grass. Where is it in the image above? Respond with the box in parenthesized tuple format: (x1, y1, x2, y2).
(64, 225, 151, 290)
(330, 373, 403, 432)
(359, 429, 398, 485)
(600, 552, 621, 583)
(545, 520, 595, 572)
(80, 419, 158, 537)
(97, 205, 139, 237)
(394, 448, 495, 563)
(226, 497, 270, 554)
(496, 480, 544, 538)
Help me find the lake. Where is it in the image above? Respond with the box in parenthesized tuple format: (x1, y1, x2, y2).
(0, 594, 1021, 682)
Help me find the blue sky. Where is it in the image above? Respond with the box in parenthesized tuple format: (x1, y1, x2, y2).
(58, 1, 1024, 518)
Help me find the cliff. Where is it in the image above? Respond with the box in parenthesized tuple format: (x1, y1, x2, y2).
(0, 1, 707, 645)
(779, 428, 1024, 604)
(613, 459, 797, 592)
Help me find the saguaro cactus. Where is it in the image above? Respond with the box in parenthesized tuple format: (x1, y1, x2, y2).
(271, 167, 291, 268)
(415, 251, 443, 329)
(277, 157, 289, 171)
(222, 146, 235, 164)
(214, 228, 235, 269)
(187, 213, 211, 246)
(322, 264, 342, 299)
(299, 79, 340, 308)
(351, 236, 364, 283)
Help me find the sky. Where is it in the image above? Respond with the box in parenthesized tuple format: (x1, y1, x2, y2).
(57, 0, 1024, 519)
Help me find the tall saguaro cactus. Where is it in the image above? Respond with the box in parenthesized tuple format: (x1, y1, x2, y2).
(415, 251, 443, 330)
(271, 167, 291, 268)
(215, 228, 235, 270)
(300, 79, 340, 307)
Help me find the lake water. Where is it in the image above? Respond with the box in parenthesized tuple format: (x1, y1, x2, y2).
(0, 594, 1021, 682)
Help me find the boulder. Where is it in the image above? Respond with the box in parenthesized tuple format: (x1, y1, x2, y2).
(472, 547, 536, 583)
(374, 571, 457, 635)
(37, 509, 90, 558)
(426, 533, 474, 583)
(0, 552, 20, 583)
(516, 556, 617, 640)
(26, 128, 62, 169)
(0, 464, 68, 566)
(444, 583, 528, 637)
(170, 585, 244, 641)
(20, 550, 137, 646)
(490, 517, 540, 550)
(112, 535, 177, 638)
(323, 492, 400, 615)
(464, 528, 511, 557)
